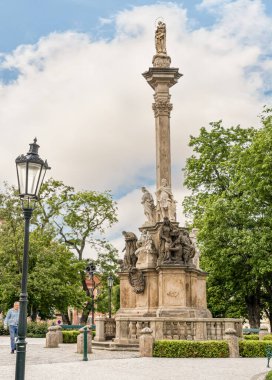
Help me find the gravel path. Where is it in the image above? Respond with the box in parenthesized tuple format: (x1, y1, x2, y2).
(0, 336, 271, 380)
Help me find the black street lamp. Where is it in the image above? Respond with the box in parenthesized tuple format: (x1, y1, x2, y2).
(107, 275, 114, 319)
(86, 262, 96, 326)
(15, 138, 50, 380)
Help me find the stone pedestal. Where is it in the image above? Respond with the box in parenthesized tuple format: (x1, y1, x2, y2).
(77, 327, 92, 354)
(56, 325, 63, 344)
(45, 326, 59, 348)
(118, 265, 211, 319)
(139, 327, 154, 357)
(94, 317, 105, 342)
(224, 328, 239, 358)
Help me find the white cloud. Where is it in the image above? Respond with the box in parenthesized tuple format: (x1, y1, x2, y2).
(0, 1, 271, 254)
(99, 17, 113, 26)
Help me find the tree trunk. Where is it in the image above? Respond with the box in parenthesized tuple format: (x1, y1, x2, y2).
(80, 301, 92, 324)
(80, 275, 92, 324)
(61, 312, 71, 325)
(30, 307, 37, 322)
(264, 309, 272, 332)
(245, 294, 261, 328)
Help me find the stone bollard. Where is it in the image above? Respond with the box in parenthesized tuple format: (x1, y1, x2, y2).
(224, 328, 239, 358)
(94, 317, 105, 342)
(46, 326, 59, 348)
(55, 325, 63, 344)
(259, 325, 269, 340)
(77, 326, 92, 354)
(139, 327, 154, 357)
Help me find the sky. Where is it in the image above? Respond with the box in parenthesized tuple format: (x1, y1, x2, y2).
(0, 0, 272, 256)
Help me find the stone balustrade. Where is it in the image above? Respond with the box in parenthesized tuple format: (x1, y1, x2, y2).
(114, 317, 242, 344)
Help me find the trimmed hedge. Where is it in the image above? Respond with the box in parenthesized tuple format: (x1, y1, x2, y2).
(244, 334, 259, 340)
(264, 335, 272, 341)
(27, 322, 49, 337)
(62, 329, 95, 343)
(63, 330, 80, 343)
(153, 340, 229, 358)
(239, 341, 272, 357)
(0, 321, 49, 337)
(0, 323, 10, 335)
(266, 371, 272, 380)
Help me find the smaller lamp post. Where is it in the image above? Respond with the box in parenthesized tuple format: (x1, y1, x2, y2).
(107, 275, 114, 319)
(85, 262, 96, 326)
(15, 138, 50, 380)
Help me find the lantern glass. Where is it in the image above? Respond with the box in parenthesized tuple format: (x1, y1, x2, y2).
(17, 162, 27, 196)
(28, 162, 43, 196)
(107, 276, 114, 288)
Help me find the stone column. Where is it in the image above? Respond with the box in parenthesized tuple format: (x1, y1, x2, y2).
(139, 327, 154, 357)
(224, 328, 239, 358)
(45, 326, 59, 348)
(94, 316, 105, 342)
(142, 68, 182, 190)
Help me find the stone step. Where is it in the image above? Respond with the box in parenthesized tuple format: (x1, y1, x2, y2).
(92, 340, 139, 351)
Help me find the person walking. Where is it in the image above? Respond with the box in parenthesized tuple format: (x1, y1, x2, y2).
(4, 301, 20, 354)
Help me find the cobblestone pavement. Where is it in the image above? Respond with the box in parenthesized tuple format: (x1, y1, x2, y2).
(0, 337, 270, 380)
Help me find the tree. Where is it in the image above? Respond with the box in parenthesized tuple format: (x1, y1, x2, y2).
(0, 184, 86, 319)
(37, 179, 118, 322)
(94, 243, 120, 315)
(183, 111, 272, 328)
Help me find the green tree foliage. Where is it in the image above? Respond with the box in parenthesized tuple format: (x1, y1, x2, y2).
(183, 109, 272, 328)
(38, 179, 118, 260)
(0, 185, 86, 318)
(37, 179, 118, 322)
(94, 243, 120, 315)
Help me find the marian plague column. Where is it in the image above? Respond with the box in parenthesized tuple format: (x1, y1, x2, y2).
(112, 22, 241, 346)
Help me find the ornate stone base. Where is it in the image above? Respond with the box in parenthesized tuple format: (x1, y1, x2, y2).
(118, 265, 211, 318)
(152, 54, 171, 68)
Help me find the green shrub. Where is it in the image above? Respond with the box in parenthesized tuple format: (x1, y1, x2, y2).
(0, 323, 10, 336)
(63, 330, 80, 343)
(27, 333, 46, 338)
(265, 371, 272, 380)
(263, 335, 272, 341)
(244, 334, 259, 340)
(153, 340, 229, 358)
(239, 341, 272, 357)
(27, 322, 48, 337)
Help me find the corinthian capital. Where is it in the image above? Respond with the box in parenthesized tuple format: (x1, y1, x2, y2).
(152, 100, 173, 117)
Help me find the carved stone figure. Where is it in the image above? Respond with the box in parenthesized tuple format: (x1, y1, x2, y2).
(158, 223, 196, 266)
(169, 229, 183, 263)
(141, 187, 156, 224)
(156, 178, 176, 222)
(128, 268, 145, 293)
(158, 217, 174, 264)
(135, 231, 157, 269)
(122, 231, 138, 270)
(181, 230, 196, 265)
(155, 21, 167, 54)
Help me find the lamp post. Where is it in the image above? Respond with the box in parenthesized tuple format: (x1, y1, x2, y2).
(86, 262, 96, 326)
(15, 138, 50, 380)
(107, 275, 114, 319)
